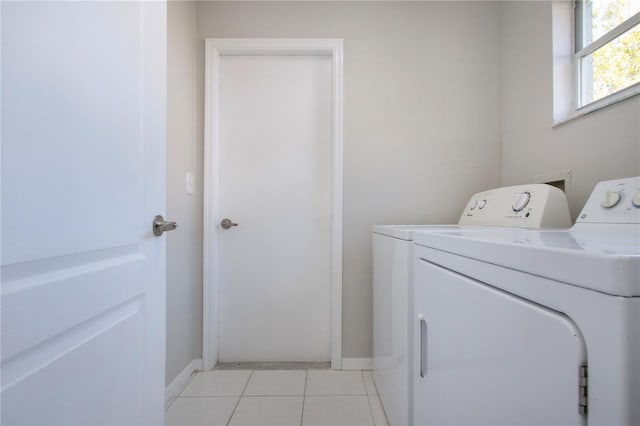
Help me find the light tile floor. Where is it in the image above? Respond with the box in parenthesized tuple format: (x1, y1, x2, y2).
(166, 369, 389, 426)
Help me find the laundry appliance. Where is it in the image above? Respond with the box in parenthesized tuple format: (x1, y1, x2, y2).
(372, 184, 571, 426)
(412, 176, 640, 425)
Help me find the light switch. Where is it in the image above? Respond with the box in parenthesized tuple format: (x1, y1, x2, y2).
(186, 172, 194, 195)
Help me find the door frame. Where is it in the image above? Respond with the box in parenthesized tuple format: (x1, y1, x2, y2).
(202, 38, 344, 370)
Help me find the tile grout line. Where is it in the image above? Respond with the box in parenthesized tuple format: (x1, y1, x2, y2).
(299, 393, 369, 397)
(226, 370, 254, 426)
(363, 370, 377, 395)
(366, 370, 389, 426)
(363, 371, 377, 425)
(369, 371, 380, 395)
(300, 369, 309, 426)
(178, 394, 321, 398)
(166, 370, 199, 409)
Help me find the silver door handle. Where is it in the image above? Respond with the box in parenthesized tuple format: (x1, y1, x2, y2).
(221, 218, 238, 229)
(153, 215, 178, 236)
(418, 314, 427, 378)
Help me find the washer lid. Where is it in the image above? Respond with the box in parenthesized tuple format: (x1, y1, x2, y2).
(372, 224, 503, 241)
(373, 224, 464, 241)
(413, 225, 640, 296)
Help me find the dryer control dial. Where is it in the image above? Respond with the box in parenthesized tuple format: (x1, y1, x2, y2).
(633, 190, 640, 208)
(600, 190, 622, 209)
(512, 192, 531, 212)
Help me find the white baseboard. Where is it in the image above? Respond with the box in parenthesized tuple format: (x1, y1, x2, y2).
(341, 357, 373, 370)
(165, 358, 202, 407)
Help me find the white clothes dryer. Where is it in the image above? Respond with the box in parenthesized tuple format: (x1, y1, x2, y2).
(412, 176, 640, 426)
(372, 184, 571, 426)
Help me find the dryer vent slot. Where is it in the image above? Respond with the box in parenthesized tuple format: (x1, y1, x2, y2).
(579, 364, 588, 416)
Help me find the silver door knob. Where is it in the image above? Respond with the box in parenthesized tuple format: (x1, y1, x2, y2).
(153, 215, 178, 236)
(221, 218, 238, 229)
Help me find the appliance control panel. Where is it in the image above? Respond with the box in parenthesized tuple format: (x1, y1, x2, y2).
(458, 184, 571, 228)
(576, 176, 640, 224)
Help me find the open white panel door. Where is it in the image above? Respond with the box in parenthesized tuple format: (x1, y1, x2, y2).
(1, 2, 167, 425)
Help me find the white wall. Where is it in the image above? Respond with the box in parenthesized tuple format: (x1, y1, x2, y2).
(194, 1, 502, 359)
(500, 1, 640, 219)
(166, 0, 202, 384)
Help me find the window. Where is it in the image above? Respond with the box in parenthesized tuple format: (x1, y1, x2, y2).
(552, 1, 640, 123)
(574, 0, 640, 108)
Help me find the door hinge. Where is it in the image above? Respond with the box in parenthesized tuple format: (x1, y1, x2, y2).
(579, 364, 588, 416)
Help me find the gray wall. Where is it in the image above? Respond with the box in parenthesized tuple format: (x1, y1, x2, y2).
(194, 1, 502, 360)
(500, 1, 640, 219)
(166, 0, 202, 384)
(165, 0, 640, 385)
(165, 0, 636, 383)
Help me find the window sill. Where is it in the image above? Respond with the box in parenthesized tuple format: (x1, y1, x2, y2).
(553, 82, 640, 128)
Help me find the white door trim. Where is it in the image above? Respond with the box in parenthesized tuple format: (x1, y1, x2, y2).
(203, 38, 343, 370)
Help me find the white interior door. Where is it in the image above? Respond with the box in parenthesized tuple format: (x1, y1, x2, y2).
(1, 2, 167, 424)
(216, 54, 333, 362)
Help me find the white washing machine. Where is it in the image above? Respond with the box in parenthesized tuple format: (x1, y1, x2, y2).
(372, 184, 571, 426)
(412, 176, 640, 426)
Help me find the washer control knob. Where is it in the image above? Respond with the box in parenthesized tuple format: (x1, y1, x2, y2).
(632, 190, 640, 208)
(512, 192, 531, 212)
(478, 199, 487, 209)
(600, 190, 622, 209)
(469, 200, 478, 210)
